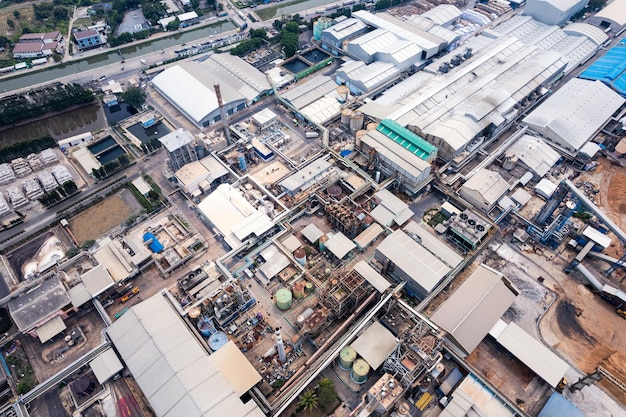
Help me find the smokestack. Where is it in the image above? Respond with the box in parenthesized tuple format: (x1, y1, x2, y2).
(213, 83, 232, 144)
(275, 327, 286, 363)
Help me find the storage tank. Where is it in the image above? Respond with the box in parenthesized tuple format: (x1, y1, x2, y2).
(208, 331, 229, 351)
(431, 362, 445, 379)
(341, 108, 353, 125)
(366, 122, 378, 131)
(305, 282, 314, 294)
(197, 318, 213, 337)
(327, 185, 342, 199)
(188, 307, 201, 319)
(502, 153, 518, 171)
(238, 153, 247, 172)
(275, 288, 293, 310)
(355, 130, 366, 148)
(350, 359, 370, 384)
(616, 138, 626, 156)
(339, 346, 357, 370)
(297, 307, 314, 325)
(319, 234, 329, 251)
(336, 85, 349, 102)
(293, 248, 307, 266)
(292, 281, 305, 298)
(350, 111, 365, 132)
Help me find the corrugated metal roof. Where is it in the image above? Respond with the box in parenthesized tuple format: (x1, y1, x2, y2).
(301, 224, 324, 244)
(461, 169, 510, 206)
(353, 260, 390, 293)
(159, 128, 194, 153)
(431, 264, 518, 354)
(8, 275, 71, 332)
(420, 4, 462, 26)
(37, 316, 66, 343)
(361, 130, 431, 180)
(351, 321, 397, 369)
(321, 18, 367, 42)
(89, 348, 124, 384)
(338, 61, 400, 91)
(325, 232, 356, 259)
(107, 294, 264, 417)
(282, 75, 337, 109)
(81, 264, 115, 297)
(403, 221, 462, 268)
(582, 226, 612, 249)
(353, 223, 384, 249)
(506, 134, 560, 177)
(258, 245, 290, 280)
(279, 158, 332, 193)
(492, 321, 569, 387)
(538, 392, 586, 417)
(68, 283, 92, 308)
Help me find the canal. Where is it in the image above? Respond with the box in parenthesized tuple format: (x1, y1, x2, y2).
(0, 19, 236, 94)
(255, 0, 341, 20)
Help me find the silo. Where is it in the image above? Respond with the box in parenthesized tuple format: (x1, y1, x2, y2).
(319, 234, 329, 251)
(350, 111, 365, 132)
(275, 288, 293, 310)
(292, 281, 305, 298)
(431, 362, 445, 379)
(336, 85, 349, 102)
(294, 248, 307, 266)
(341, 108, 353, 125)
(197, 318, 213, 337)
(339, 346, 357, 370)
(350, 359, 370, 384)
(208, 331, 229, 351)
(355, 130, 367, 148)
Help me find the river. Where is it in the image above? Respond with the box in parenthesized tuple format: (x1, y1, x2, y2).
(255, 0, 347, 20)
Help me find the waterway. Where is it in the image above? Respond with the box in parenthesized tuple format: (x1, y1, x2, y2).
(0, 19, 236, 94)
(0, 102, 106, 147)
(255, 0, 339, 20)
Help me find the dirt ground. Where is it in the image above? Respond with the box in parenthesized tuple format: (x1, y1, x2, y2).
(68, 189, 143, 243)
(6, 232, 56, 282)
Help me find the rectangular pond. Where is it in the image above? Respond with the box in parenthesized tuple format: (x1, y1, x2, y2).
(282, 58, 310, 74)
(97, 146, 126, 164)
(88, 136, 118, 154)
(301, 49, 329, 64)
(127, 121, 171, 143)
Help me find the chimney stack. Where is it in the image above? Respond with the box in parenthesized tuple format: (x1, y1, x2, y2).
(213, 83, 232, 144)
(275, 327, 286, 363)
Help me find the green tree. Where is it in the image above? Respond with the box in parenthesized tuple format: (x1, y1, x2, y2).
(53, 6, 68, 21)
(147, 189, 160, 201)
(298, 390, 318, 412)
(118, 154, 130, 167)
(317, 378, 337, 411)
(121, 86, 146, 109)
(6, 19, 14, 29)
(249, 28, 267, 40)
(272, 19, 283, 31)
(81, 240, 95, 249)
(13, 10, 20, 19)
(166, 17, 180, 31)
(283, 20, 299, 33)
(280, 31, 298, 57)
(66, 246, 80, 258)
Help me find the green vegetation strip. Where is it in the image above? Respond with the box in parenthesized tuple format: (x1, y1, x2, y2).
(0, 136, 56, 164)
(256, 0, 311, 20)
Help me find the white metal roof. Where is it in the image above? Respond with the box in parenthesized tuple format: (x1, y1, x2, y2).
(370, 205, 396, 227)
(535, 178, 557, 198)
(420, 4, 462, 26)
(258, 245, 290, 281)
(431, 264, 518, 354)
(326, 232, 356, 259)
(440, 374, 519, 417)
(8, 275, 71, 332)
(107, 294, 264, 417)
(81, 264, 115, 297)
(371, 189, 415, 226)
(203, 54, 271, 102)
(524, 78, 625, 153)
(300, 95, 343, 125)
(360, 130, 431, 179)
(282, 75, 337, 109)
(68, 283, 92, 308)
(510, 188, 532, 206)
(490, 321, 569, 388)
(591, 0, 626, 26)
(301, 224, 324, 244)
(351, 321, 397, 369)
(37, 316, 66, 343)
(563, 22, 609, 45)
(354, 223, 384, 249)
(461, 169, 510, 206)
(178, 11, 198, 21)
(376, 229, 451, 293)
(132, 177, 152, 195)
(159, 128, 194, 153)
(506, 134, 560, 177)
(582, 226, 612, 249)
(338, 61, 400, 91)
(281, 234, 302, 252)
(89, 348, 124, 384)
(279, 158, 332, 193)
(374, 189, 408, 215)
(353, 261, 390, 293)
(321, 18, 367, 42)
(252, 108, 277, 126)
(209, 341, 262, 395)
(403, 221, 463, 268)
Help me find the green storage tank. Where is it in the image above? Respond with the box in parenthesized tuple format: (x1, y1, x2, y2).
(275, 288, 293, 310)
(351, 359, 370, 384)
(339, 346, 357, 370)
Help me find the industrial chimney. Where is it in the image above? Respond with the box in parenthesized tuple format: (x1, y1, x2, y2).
(213, 83, 232, 144)
(275, 327, 286, 363)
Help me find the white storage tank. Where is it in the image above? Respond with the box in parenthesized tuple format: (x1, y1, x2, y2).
(341, 108, 353, 125)
(350, 111, 365, 131)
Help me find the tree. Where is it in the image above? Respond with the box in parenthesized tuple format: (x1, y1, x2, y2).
(272, 19, 283, 31)
(6, 19, 14, 29)
(13, 10, 20, 19)
(280, 31, 298, 58)
(81, 240, 95, 250)
(317, 378, 337, 411)
(121, 86, 146, 109)
(283, 20, 299, 33)
(147, 189, 160, 201)
(53, 6, 68, 21)
(66, 246, 80, 258)
(166, 17, 180, 31)
(298, 390, 318, 412)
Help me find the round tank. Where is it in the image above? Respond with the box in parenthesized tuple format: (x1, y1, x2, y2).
(616, 138, 626, 155)
(349, 111, 365, 132)
(319, 234, 329, 251)
(350, 359, 370, 384)
(502, 153, 518, 171)
(341, 108, 353, 125)
(297, 307, 314, 324)
(339, 346, 357, 370)
(305, 282, 314, 293)
(197, 318, 213, 337)
(396, 401, 412, 417)
(188, 307, 201, 319)
(292, 281, 305, 298)
(362, 215, 374, 228)
(355, 130, 366, 148)
(327, 185, 342, 199)
(336, 85, 349, 102)
(366, 122, 378, 131)
(431, 362, 445, 379)
(275, 288, 293, 310)
(208, 331, 229, 351)
(293, 248, 307, 266)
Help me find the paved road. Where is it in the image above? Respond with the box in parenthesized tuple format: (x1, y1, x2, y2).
(27, 390, 65, 417)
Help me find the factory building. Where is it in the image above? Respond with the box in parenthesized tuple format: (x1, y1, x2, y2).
(336, 61, 400, 95)
(174, 155, 230, 196)
(278, 158, 336, 196)
(361, 36, 569, 163)
(159, 129, 197, 171)
(505, 134, 561, 177)
(346, 29, 424, 70)
(107, 293, 264, 417)
(320, 18, 368, 52)
(523, 78, 625, 157)
(281, 75, 344, 125)
(431, 264, 518, 355)
(152, 55, 270, 128)
(420, 4, 462, 28)
(580, 40, 626, 96)
(484, 15, 607, 73)
(460, 169, 511, 212)
(523, 0, 588, 26)
(443, 209, 492, 252)
(404, 14, 460, 47)
(588, 0, 626, 33)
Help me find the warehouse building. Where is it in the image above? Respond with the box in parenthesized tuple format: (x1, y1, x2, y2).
(579, 40, 626, 96)
(505, 134, 560, 177)
(281, 75, 344, 124)
(336, 61, 400, 95)
(460, 169, 510, 212)
(152, 55, 270, 128)
(361, 37, 568, 163)
(523, 78, 625, 157)
(346, 29, 425, 70)
(404, 14, 460, 47)
(420, 4, 462, 28)
(523, 0, 588, 26)
(431, 264, 518, 355)
(320, 18, 368, 51)
(279, 158, 336, 196)
(107, 293, 264, 417)
(375, 227, 452, 299)
(484, 15, 607, 72)
(588, 0, 626, 33)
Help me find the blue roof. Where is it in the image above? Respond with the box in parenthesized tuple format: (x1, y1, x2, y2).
(580, 41, 626, 96)
(537, 393, 587, 417)
(143, 232, 164, 253)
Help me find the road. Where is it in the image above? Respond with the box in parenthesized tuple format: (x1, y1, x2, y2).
(26, 390, 65, 417)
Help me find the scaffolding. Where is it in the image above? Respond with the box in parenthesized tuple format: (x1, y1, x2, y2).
(321, 268, 372, 318)
(326, 203, 361, 238)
